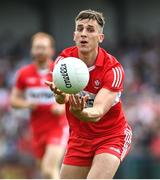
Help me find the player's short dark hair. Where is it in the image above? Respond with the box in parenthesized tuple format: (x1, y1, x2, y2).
(75, 9, 105, 29)
(31, 32, 55, 48)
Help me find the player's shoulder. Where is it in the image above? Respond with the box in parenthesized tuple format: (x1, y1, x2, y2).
(59, 46, 77, 57)
(101, 48, 123, 69)
(55, 46, 77, 63)
(17, 63, 35, 76)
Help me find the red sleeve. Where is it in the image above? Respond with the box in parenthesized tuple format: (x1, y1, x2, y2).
(15, 70, 26, 91)
(103, 65, 125, 92)
(54, 47, 76, 64)
(54, 50, 69, 64)
(54, 55, 65, 65)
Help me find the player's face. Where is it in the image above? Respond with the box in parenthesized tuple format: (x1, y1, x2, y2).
(31, 38, 54, 61)
(74, 19, 104, 53)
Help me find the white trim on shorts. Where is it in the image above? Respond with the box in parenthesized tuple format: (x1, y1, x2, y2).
(121, 127, 132, 161)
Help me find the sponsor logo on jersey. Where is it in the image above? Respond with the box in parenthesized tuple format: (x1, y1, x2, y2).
(78, 90, 121, 108)
(25, 87, 55, 104)
(78, 91, 96, 108)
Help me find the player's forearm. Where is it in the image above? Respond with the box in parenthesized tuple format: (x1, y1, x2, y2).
(10, 97, 30, 109)
(71, 107, 103, 122)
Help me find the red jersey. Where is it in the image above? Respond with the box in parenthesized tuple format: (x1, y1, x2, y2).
(55, 46, 129, 138)
(15, 60, 67, 134)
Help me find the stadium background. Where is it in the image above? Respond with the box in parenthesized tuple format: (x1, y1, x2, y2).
(0, 0, 160, 178)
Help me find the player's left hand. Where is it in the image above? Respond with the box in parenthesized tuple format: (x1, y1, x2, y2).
(69, 94, 88, 113)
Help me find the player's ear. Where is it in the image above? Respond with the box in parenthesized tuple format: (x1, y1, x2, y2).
(98, 33, 104, 43)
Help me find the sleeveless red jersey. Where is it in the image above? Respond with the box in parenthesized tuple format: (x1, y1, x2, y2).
(55, 46, 129, 138)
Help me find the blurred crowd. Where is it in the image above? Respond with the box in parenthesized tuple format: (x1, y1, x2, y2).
(0, 32, 160, 178)
(114, 34, 160, 178)
(117, 34, 160, 157)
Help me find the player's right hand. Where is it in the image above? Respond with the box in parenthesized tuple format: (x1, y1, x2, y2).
(45, 80, 65, 95)
(45, 81, 68, 104)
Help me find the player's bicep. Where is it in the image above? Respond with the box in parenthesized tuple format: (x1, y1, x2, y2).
(93, 88, 118, 116)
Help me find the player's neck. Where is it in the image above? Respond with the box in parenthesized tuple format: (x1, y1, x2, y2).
(78, 48, 98, 67)
(34, 59, 50, 69)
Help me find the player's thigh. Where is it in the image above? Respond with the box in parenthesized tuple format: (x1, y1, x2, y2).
(87, 153, 120, 179)
(60, 164, 90, 179)
(42, 144, 65, 167)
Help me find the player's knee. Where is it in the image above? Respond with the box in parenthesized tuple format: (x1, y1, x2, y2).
(41, 145, 64, 178)
(42, 166, 59, 179)
(41, 162, 51, 178)
(41, 157, 59, 178)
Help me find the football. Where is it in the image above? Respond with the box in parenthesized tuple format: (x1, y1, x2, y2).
(53, 57, 89, 94)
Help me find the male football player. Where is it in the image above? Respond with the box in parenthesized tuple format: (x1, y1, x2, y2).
(11, 32, 68, 178)
(46, 10, 132, 179)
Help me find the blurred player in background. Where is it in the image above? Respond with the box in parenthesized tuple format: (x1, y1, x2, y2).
(10, 32, 68, 178)
(46, 10, 132, 179)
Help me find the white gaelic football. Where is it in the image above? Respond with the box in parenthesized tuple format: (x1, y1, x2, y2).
(53, 57, 89, 94)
